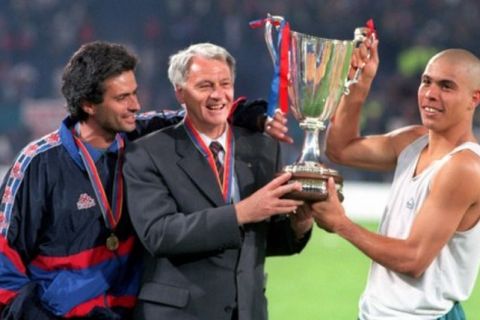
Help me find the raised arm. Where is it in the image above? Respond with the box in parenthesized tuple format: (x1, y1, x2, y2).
(325, 38, 425, 171)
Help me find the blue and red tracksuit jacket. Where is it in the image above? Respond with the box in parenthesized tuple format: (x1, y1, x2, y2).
(0, 110, 188, 319)
(0, 100, 267, 319)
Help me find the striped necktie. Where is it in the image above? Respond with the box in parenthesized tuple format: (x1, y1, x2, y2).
(209, 141, 224, 185)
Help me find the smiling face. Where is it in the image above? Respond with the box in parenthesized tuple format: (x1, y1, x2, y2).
(175, 56, 234, 139)
(418, 51, 480, 133)
(82, 70, 140, 144)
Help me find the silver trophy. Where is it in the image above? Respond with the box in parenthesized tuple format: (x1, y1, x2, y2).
(264, 15, 370, 201)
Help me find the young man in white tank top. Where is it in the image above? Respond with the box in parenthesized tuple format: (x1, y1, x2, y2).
(311, 38, 480, 319)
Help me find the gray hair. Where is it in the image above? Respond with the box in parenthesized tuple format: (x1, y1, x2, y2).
(167, 42, 236, 88)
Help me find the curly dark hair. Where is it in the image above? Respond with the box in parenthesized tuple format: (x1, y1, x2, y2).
(61, 41, 138, 121)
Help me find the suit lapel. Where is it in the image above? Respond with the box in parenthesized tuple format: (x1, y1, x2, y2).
(175, 128, 225, 206)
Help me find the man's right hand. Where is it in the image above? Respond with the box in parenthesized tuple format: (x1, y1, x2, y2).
(234, 172, 303, 225)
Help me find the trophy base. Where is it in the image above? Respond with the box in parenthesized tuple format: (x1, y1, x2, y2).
(277, 163, 344, 202)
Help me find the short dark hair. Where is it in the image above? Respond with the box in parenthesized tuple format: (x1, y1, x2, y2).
(61, 41, 138, 121)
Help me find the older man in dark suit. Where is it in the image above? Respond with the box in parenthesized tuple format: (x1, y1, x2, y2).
(123, 42, 313, 320)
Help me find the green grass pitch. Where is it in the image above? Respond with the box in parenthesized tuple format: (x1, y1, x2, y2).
(266, 222, 480, 319)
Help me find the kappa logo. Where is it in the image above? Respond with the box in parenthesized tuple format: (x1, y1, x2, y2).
(0, 213, 7, 230)
(2, 187, 13, 205)
(77, 193, 96, 210)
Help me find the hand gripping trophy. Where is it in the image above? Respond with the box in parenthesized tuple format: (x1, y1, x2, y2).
(251, 15, 375, 202)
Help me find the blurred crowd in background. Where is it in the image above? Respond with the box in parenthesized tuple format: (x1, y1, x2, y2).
(1, 0, 479, 181)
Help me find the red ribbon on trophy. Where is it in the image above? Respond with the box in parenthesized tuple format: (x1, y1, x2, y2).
(366, 19, 376, 38)
(250, 16, 290, 117)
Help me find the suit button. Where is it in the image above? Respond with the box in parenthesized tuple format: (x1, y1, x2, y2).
(224, 306, 233, 313)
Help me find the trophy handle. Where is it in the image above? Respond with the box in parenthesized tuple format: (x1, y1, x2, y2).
(344, 27, 375, 95)
(264, 14, 285, 66)
(263, 14, 290, 118)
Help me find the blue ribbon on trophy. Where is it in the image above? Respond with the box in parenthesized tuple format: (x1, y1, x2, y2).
(249, 15, 290, 118)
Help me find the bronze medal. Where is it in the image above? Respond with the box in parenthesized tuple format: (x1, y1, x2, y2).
(106, 233, 119, 251)
(73, 131, 125, 252)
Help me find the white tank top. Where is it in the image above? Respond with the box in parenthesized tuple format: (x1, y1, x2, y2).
(359, 135, 480, 319)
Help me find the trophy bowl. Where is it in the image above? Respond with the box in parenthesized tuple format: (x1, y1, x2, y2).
(263, 16, 370, 202)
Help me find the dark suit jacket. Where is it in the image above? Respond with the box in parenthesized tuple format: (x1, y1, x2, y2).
(123, 123, 309, 320)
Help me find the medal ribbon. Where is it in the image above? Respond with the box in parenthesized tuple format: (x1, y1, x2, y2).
(72, 130, 124, 231)
(183, 117, 234, 203)
(250, 17, 290, 117)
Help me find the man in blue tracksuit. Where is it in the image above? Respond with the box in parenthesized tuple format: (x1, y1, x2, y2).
(0, 41, 276, 319)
